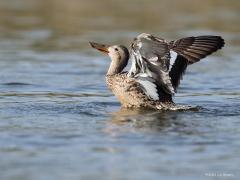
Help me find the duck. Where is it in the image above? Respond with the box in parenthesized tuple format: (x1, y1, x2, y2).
(90, 33, 224, 110)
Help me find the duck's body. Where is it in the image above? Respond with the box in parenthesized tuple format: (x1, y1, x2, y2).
(90, 33, 224, 110)
(106, 73, 174, 110)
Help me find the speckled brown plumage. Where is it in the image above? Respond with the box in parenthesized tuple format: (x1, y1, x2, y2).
(106, 73, 175, 110)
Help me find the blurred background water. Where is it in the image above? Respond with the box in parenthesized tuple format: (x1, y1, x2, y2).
(0, 0, 240, 179)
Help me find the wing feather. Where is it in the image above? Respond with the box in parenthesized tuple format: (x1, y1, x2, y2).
(169, 55, 188, 90)
(169, 36, 224, 64)
(129, 33, 174, 96)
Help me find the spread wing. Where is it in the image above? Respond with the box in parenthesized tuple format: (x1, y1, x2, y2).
(169, 36, 224, 64)
(128, 33, 224, 101)
(128, 33, 174, 100)
(169, 36, 224, 89)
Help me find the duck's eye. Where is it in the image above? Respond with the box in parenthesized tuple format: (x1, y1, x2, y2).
(114, 48, 118, 51)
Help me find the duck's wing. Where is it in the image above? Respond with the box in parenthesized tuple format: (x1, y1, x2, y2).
(128, 33, 174, 101)
(169, 36, 224, 89)
(128, 34, 224, 100)
(169, 36, 224, 64)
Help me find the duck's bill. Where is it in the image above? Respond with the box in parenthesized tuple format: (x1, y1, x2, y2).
(89, 42, 110, 54)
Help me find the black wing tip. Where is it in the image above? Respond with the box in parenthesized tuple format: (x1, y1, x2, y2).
(195, 35, 225, 49)
(211, 36, 225, 50)
(214, 36, 225, 51)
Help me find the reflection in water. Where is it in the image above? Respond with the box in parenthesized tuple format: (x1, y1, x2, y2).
(106, 108, 199, 134)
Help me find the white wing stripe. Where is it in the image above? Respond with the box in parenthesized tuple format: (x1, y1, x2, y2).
(169, 50, 178, 71)
(136, 78, 159, 100)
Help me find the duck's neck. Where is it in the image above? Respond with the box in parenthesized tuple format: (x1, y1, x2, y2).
(107, 61, 125, 75)
(107, 55, 129, 76)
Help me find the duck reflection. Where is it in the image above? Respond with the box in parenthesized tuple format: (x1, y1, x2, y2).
(105, 107, 199, 135)
(110, 108, 175, 129)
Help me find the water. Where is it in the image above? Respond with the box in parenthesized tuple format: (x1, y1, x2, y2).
(0, 0, 240, 179)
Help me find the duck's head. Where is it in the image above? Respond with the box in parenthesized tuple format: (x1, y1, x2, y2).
(89, 42, 129, 75)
